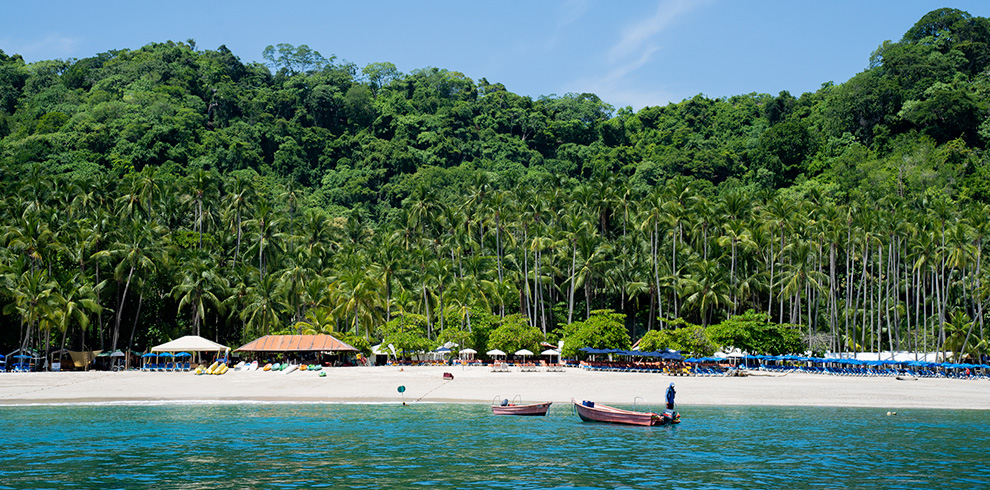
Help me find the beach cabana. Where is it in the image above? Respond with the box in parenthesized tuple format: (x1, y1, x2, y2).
(236, 334, 359, 366)
(236, 334, 358, 353)
(152, 335, 229, 368)
(153, 335, 229, 354)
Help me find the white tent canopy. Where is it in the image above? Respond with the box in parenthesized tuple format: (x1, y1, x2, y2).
(152, 335, 229, 353)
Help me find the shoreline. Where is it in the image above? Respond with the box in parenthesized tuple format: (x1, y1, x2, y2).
(1, 366, 987, 410)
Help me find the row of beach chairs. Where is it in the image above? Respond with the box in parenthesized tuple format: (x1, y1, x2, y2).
(756, 364, 989, 379)
(580, 361, 705, 375)
(489, 361, 565, 372)
(579, 361, 741, 377)
(141, 362, 191, 372)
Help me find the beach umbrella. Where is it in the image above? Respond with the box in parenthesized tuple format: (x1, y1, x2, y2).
(459, 348, 477, 360)
(486, 349, 506, 358)
(109, 350, 126, 357)
(174, 352, 192, 357)
(431, 346, 451, 360)
(514, 349, 534, 361)
(540, 349, 560, 364)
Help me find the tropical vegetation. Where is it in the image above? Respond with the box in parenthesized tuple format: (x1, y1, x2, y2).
(1, 9, 989, 364)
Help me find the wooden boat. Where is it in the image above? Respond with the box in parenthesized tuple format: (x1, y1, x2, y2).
(491, 396, 552, 416)
(572, 398, 680, 426)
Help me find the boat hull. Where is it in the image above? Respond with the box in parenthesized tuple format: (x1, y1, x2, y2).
(572, 399, 679, 426)
(491, 402, 552, 416)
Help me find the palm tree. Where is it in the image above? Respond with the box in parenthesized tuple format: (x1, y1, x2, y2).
(222, 172, 256, 269)
(51, 276, 102, 354)
(717, 220, 755, 314)
(679, 259, 732, 327)
(182, 169, 219, 250)
(331, 260, 383, 338)
(244, 200, 286, 281)
(171, 251, 227, 336)
(241, 272, 283, 337)
(96, 218, 159, 353)
(3, 266, 58, 355)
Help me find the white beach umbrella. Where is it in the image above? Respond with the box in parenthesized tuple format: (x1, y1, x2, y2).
(515, 349, 534, 361)
(486, 349, 506, 358)
(459, 348, 477, 359)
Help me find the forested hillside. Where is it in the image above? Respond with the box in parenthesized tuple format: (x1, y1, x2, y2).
(1, 9, 988, 362)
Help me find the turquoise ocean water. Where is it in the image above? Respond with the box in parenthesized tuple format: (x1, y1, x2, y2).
(1, 403, 987, 489)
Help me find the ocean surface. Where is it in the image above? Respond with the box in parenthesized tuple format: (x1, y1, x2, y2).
(0, 402, 987, 489)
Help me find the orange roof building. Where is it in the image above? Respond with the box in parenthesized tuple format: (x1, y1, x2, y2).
(235, 334, 358, 353)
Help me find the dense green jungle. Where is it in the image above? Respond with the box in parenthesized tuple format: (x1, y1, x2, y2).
(1, 8, 989, 364)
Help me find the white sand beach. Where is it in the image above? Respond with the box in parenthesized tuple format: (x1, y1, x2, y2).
(0, 366, 987, 410)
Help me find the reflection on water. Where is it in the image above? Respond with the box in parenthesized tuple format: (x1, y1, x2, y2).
(1, 403, 988, 489)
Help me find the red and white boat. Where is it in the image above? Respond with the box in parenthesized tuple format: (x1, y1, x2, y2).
(572, 398, 680, 426)
(491, 396, 552, 416)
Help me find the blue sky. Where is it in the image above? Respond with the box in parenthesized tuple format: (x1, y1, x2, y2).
(2, 1, 988, 109)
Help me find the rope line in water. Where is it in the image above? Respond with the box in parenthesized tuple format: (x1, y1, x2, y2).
(414, 380, 451, 403)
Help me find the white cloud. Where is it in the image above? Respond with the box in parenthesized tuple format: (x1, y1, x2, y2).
(563, 0, 707, 109)
(607, 0, 696, 64)
(535, 0, 593, 55)
(1, 33, 84, 61)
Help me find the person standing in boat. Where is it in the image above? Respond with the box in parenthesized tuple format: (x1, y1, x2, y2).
(665, 382, 676, 410)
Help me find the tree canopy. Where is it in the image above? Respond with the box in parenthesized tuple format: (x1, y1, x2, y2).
(1, 10, 990, 363)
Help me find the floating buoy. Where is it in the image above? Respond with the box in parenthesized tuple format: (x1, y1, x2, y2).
(886, 411, 898, 416)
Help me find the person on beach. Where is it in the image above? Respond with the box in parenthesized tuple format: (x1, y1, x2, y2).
(665, 382, 676, 410)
